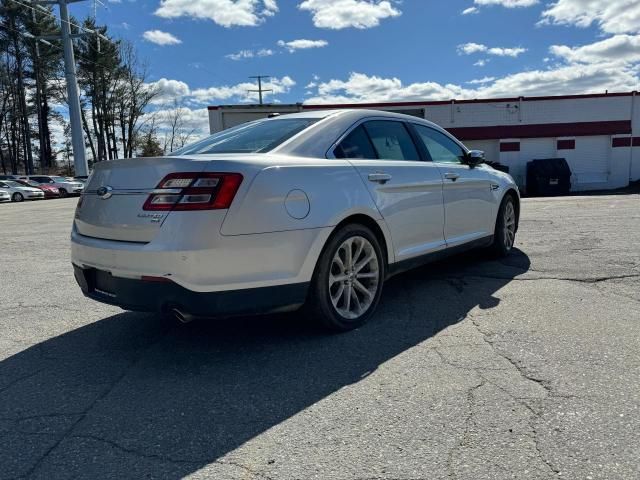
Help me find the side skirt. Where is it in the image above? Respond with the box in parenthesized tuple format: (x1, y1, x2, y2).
(386, 235, 494, 279)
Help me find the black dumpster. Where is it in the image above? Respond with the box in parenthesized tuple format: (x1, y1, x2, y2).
(526, 158, 572, 196)
(486, 161, 510, 174)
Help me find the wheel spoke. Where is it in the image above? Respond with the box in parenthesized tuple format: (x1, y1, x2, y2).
(352, 238, 365, 265)
(351, 286, 361, 313)
(353, 279, 373, 298)
(329, 274, 347, 286)
(343, 239, 353, 270)
(354, 253, 375, 273)
(343, 284, 352, 312)
(331, 283, 345, 306)
(356, 272, 377, 280)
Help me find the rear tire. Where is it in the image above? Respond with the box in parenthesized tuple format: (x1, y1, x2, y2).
(59, 188, 68, 198)
(308, 224, 385, 332)
(490, 194, 517, 257)
(12, 193, 23, 202)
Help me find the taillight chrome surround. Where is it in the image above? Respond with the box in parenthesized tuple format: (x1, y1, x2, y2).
(142, 172, 243, 211)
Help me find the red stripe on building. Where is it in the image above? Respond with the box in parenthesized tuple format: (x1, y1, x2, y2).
(557, 139, 575, 150)
(447, 120, 630, 141)
(612, 137, 632, 147)
(500, 142, 520, 152)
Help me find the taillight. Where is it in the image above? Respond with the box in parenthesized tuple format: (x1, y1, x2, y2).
(142, 172, 243, 211)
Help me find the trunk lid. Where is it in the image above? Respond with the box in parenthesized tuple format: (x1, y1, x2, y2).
(75, 157, 208, 242)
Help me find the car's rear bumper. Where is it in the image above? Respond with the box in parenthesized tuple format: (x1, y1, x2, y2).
(73, 264, 308, 316)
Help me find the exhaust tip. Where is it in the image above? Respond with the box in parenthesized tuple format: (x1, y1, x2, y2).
(171, 308, 195, 324)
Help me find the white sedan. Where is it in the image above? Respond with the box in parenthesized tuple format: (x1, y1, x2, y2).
(21, 175, 84, 197)
(72, 110, 519, 331)
(0, 180, 45, 202)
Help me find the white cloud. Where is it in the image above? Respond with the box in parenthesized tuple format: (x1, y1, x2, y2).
(474, 0, 538, 7)
(142, 30, 182, 45)
(277, 39, 328, 52)
(462, 6, 479, 14)
(458, 42, 527, 57)
(298, 0, 401, 29)
(226, 49, 255, 60)
(540, 0, 640, 34)
(474, 59, 488, 66)
(304, 64, 640, 104)
(226, 48, 275, 60)
(550, 34, 640, 64)
(190, 76, 296, 104)
(458, 42, 487, 54)
(467, 76, 496, 84)
(155, 0, 279, 27)
(147, 78, 191, 104)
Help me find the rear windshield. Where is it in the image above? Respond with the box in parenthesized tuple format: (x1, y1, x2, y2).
(172, 118, 319, 155)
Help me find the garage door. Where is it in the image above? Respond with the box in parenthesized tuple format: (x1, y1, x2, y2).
(569, 136, 609, 184)
(520, 138, 556, 161)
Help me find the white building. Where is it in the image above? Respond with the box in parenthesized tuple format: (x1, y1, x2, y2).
(208, 91, 640, 192)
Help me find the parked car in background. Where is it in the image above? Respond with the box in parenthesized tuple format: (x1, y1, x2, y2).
(21, 175, 84, 197)
(0, 180, 45, 202)
(14, 179, 60, 198)
(0, 189, 10, 202)
(0, 175, 20, 181)
(72, 109, 520, 331)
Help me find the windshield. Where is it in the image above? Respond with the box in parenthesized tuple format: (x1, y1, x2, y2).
(172, 118, 319, 155)
(3, 180, 21, 188)
(51, 176, 70, 182)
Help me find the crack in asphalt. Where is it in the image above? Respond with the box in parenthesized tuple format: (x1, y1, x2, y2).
(468, 315, 562, 478)
(68, 433, 277, 480)
(17, 327, 174, 479)
(445, 376, 485, 480)
(446, 273, 640, 285)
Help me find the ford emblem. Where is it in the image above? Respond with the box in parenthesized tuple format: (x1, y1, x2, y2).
(97, 186, 113, 199)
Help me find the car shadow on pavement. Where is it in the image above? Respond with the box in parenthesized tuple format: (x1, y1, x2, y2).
(0, 248, 530, 478)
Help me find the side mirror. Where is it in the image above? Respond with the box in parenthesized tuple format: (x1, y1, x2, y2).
(465, 150, 485, 167)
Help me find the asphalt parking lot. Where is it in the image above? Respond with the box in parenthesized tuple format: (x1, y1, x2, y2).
(1, 194, 639, 480)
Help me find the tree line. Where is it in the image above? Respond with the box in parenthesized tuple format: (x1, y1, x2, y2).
(0, 2, 195, 175)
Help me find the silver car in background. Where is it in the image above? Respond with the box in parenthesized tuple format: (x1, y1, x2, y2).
(0, 189, 10, 203)
(72, 110, 519, 331)
(0, 180, 45, 202)
(23, 175, 84, 197)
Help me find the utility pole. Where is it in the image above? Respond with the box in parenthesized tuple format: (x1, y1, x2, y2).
(248, 75, 272, 105)
(38, 0, 89, 177)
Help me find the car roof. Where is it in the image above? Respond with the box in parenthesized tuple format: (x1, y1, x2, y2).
(273, 108, 459, 158)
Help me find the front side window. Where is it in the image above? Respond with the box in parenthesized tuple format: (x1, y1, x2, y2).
(364, 121, 420, 161)
(413, 125, 465, 164)
(173, 118, 318, 155)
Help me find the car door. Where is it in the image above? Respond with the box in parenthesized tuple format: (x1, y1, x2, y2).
(411, 124, 494, 246)
(332, 119, 446, 262)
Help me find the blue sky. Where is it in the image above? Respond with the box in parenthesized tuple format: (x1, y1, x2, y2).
(65, 0, 640, 132)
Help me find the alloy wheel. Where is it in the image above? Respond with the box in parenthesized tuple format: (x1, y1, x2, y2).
(503, 201, 516, 250)
(329, 235, 380, 320)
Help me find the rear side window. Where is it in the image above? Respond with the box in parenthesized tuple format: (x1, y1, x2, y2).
(334, 125, 376, 159)
(363, 121, 420, 161)
(173, 118, 318, 155)
(413, 125, 465, 164)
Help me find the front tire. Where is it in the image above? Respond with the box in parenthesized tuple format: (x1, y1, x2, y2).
(491, 194, 517, 257)
(308, 224, 385, 332)
(58, 188, 68, 198)
(12, 193, 24, 202)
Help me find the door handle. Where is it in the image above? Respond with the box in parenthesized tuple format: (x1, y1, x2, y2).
(368, 172, 392, 184)
(444, 172, 460, 181)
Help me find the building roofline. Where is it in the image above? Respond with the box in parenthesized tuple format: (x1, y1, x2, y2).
(207, 91, 638, 111)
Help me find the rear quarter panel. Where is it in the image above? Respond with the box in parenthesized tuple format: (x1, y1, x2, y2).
(220, 157, 382, 236)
